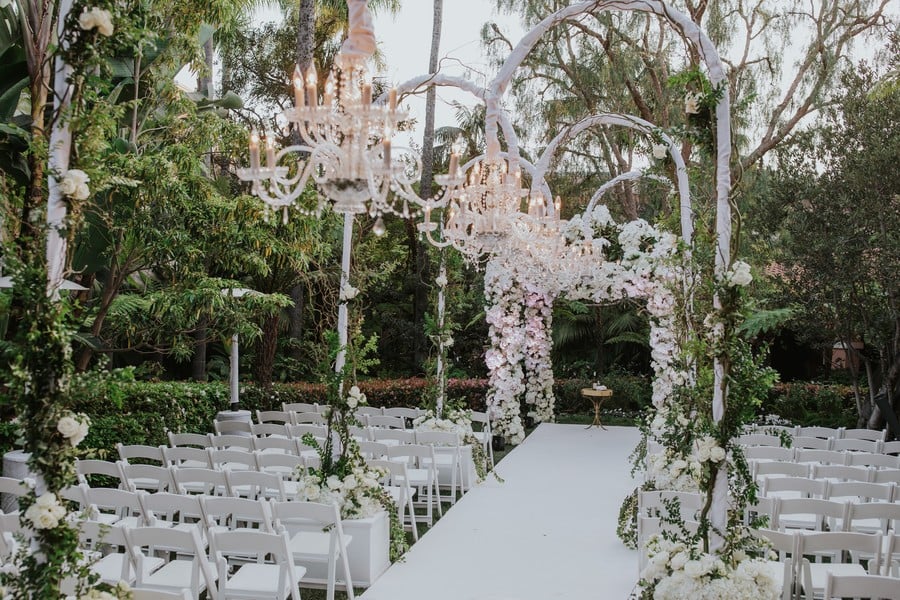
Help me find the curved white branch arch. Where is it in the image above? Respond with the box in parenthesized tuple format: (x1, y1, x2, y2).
(533, 112, 693, 243)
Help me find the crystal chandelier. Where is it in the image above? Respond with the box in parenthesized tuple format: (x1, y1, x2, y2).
(418, 152, 529, 263)
(236, 1, 421, 227)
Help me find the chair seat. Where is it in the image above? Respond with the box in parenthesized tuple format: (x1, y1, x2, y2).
(807, 562, 867, 592)
(225, 563, 306, 596)
(93, 553, 164, 585)
(398, 469, 430, 486)
(141, 558, 216, 590)
(287, 531, 352, 559)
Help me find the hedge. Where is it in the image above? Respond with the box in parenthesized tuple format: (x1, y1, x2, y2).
(0, 374, 865, 458)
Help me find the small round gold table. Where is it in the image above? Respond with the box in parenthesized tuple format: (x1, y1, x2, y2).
(581, 388, 613, 430)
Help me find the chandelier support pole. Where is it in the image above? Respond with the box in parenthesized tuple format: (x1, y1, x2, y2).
(335, 213, 354, 378)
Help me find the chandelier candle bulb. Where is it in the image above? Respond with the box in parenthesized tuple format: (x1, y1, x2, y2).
(388, 88, 397, 111)
(293, 66, 305, 108)
(324, 73, 335, 107)
(265, 136, 276, 169)
(362, 83, 372, 106)
(383, 138, 391, 170)
(448, 153, 459, 176)
(249, 130, 260, 172)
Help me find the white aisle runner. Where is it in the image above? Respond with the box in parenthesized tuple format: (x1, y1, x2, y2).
(361, 423, 640, 600)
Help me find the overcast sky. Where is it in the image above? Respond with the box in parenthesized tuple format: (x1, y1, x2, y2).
(254, 2, 524, 149)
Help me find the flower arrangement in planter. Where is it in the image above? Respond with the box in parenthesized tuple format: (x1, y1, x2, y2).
(412, 408, 500, 483)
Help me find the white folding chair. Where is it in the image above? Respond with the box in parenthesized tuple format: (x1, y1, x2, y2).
(638, 490, 704, 522)
(76, 459, 128, 489)
(209, 449, 259, 472)
(470, 410, 494, 466)
(754, 461, 810, 481)
(0, 476, 29, 514)
(200, 496, 273, 533)
(737, 433, 784, 447)
(797, 427, 841, 439)
(140, 492, 207, 543)
(358, 441, 389, 460)
(257, 410, 294, 426)
(793, 436, 834, 450)
(289, 424, 328, 440)
(209, 434, 255, 452)
(253, 435, 299, 455)
(120, 463, 177, 494)
(82, 485, 148, 528)
(762, 477, 829, 501)
(257, 453, 305, 499)
(824, 572, 900, 600)
(368, 458, 418, 541)
(827, 481, 894, 504)
(873, 469, 900, 484)
(752, 528, 797, 600)
(745, 446, 795, 462)
(76, 519, 163, 587)
(386, 444, 442, 525)
(415, 430, 466, 501)
(882, 441, 900, 455)
(283, 402, 319, 414)
(366, 415, 406, 429)
(211, 529, 304, 600)
(776, 498, 849, 533)
(270, 499, 355, 600)
(294, 412, 327, 425)
(125, 525, 218, 600)
(846, 453, 900, 470)
(798, 531, 883, 600)
(354, 406, 384, 419)
(372, 428, 416, 446)
(796, 450, 849, 467)
(117, 443, 166, 467)
(832, 438, 882, 454)
(348, 426, 373, 442)
(812, 464, 874, 483)
(884, 533, 900, 577)
(384, 407, 426, 422)
(841, 428, 887, 443)
(846, 502, 900, 535)
(252, 423, 291, 439)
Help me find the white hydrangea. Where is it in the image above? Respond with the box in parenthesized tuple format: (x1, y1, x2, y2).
(725, 260, 753, 287)
(57, 414, 89, 446)
(345, 385, 366, 408)
(78, 7, 114, 36)
(57, 169, 90, 201)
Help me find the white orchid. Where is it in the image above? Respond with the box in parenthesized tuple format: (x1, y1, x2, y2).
(725, 260, 753, 287)
(435, 274, 448, 287)
(684, 91, 703, 114)
(339, 283, 360, 302)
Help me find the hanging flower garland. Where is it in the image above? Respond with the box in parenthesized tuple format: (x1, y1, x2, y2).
(521, 286, 555, 423)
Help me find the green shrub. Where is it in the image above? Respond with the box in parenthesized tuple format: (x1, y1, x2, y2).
(761, 382, 859, 427)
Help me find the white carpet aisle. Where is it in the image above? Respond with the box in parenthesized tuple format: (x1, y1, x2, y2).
(361, 423, 641, 600)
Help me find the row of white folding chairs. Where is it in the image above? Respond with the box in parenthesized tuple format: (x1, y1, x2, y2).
(759, 476, 898, 504)
(53, 493, 351, 600)
(748, 495, 900, 536)
(753, 528, 900, 600)
(746, 446, 900, 470)
(281, 403, 432, 420)
(739, 432, 899, 455)
(751, 459, 900, 484)
(745, 425, 891, 443)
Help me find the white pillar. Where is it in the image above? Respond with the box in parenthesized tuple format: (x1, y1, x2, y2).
(335, 213, 354, 376)
(435, 258, 447, 417)
(46, 0, 74, 300)
(230, 333, 240, 409)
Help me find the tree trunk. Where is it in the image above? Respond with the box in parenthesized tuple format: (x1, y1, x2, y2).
(296, 0, 315, 71)
(254, 314, 280, 388)
(191, 317, 208, 382)
(200, 37, 214, 99)
(289, 284, 306, 361)
(409, 0, 444, 372)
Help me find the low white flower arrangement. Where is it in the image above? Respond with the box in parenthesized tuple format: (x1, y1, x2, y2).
(294, 465, 388, 520)
(640, 536, 780, 600)
(412, 408, 472, 437)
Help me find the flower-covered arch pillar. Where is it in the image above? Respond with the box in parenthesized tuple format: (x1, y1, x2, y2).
(488, 0, 732, 543)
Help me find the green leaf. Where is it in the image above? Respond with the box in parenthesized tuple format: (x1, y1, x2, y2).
(739, 307, 797, 339)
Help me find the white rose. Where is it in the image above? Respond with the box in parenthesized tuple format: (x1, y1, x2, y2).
(443, 335, 454, 347)
(34, 492, 58, 509)
(303, 484, 321, 500)
(726, 260, 753, 287)
(710, 446, 726, 462)
(651, 143, 667, 160)
(339, 284, 360, 302)
(684, 91, 702, 114)
(79, 7, 114, 37)
(343, 475, 357, 491)
(326, 475, 342, 491)
(346, 395, 358, 409)
(57, 415, 80, 439)
(683, 560, 704, 578)
(435, 274, 448, 287)
(669, 551, 689, 570)
(33, 507, 60, 530)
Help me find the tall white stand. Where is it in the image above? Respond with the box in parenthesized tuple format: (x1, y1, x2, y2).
(435, 257, 447, 417)
(230, 333, 240, 409)
(335, 213, 354, 377)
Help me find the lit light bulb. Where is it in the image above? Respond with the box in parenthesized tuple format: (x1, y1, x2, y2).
(373, 216, 386, 236)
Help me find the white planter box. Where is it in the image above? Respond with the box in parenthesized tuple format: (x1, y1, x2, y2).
(299, 509, 391, 588)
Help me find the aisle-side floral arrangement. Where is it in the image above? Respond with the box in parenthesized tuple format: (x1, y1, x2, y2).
(412, 408, 500, 483)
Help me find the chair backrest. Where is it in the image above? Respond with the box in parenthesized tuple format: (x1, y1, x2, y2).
(283, 401, 319, 413)
(257, 410, 293, 425)
(847, 502, 900, 535)
(847, 453, 900, 470)
(752, 527, 797, 561)
(355, 406, 384, 418)
(358, 441, 389, 459)
(776, 498, 849, 532)
(833, 438, 882, 454)
(812, 464, 874, 483)
(754, 461, 810, 480)
(269, 498, 343, 534)
(798, 530, 882, 569)
(383, 407, 425, 420)
(140, 491, 204, 527)
(83, 486, 147, 524)
(289, 424, 327, 439)
(77, 518, 130, 581)
(209, 448, 259, 472)
(873, 468, 900, 484)
(172, 467, 231, 497)
(201, 495, 273, 532)
(372, 429, 416, 445)
(251, 423, 291, 439)
(736, 433, 783, 447)
(120, 463, 177, 493)
(76, 459, 126, 487)
(226, 470, 287, 501)
(795, 449, 849, 466)
(348, 425, 373, 441)
(469, 410, 492, 433)
(129, 589, 192, 600)
(827, 481, 894, 503)
(762, 476, 829, 499)
(208, 433, 254, 451)
(842, 428, 888, 442)
(0, 476, 29, 508)
(414, 430, 462, 447)
(824, 573, 900, 600)
(882, 440, 900, 455)
(885, 533, 900, 577)
(257, 453, 304, 479)
(253, 435, 298, 455)
(293, 412, 326, 425)
(0, 512, 24, 561)
(386, 443, 436, 468)
(797, 426, 841, 439)
(213, 419, 252, 435)
(366, 415, 405, 429)
(167, 432, 212, 448)
(792, 436, 834, 450)
(210, 529, 299, 600)
(116, 443, 166, 466)
(163, 446, 212, 469)
(744, 496, 779, 529)
(744, 446, 795, 462)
